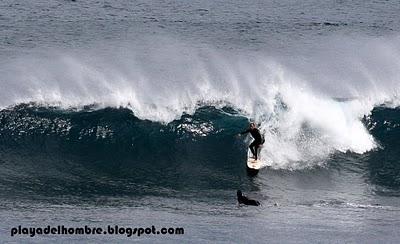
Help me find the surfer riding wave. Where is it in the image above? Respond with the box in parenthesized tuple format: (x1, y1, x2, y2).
(239, 122, 265, 160)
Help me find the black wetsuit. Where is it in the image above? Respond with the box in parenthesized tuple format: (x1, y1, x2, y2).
(241, 127, 264, 160)
(237, 190, 260, 206)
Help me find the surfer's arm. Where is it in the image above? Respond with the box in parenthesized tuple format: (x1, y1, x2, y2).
(239, 129, 250, 135)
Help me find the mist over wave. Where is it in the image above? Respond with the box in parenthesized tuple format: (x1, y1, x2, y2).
(1, 35, 400, 168)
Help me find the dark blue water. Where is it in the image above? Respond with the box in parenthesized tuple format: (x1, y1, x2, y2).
(1, 0, 400, 243)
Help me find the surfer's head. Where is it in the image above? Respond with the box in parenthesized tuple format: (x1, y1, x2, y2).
(250, 122, 256, 129)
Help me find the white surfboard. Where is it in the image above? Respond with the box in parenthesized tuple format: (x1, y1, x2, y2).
(247, 157, 263, 170)
(246, 146, 264, 173)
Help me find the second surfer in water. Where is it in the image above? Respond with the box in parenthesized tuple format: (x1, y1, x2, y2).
(239, 122, 265, 160)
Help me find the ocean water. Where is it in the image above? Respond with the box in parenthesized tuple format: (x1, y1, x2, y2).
(1, 0, 400, 243)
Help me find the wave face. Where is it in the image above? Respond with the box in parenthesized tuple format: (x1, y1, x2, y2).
(0, 105, 248, 197)
(365, 107, 400, 189)
(0, 104, 400, 197)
